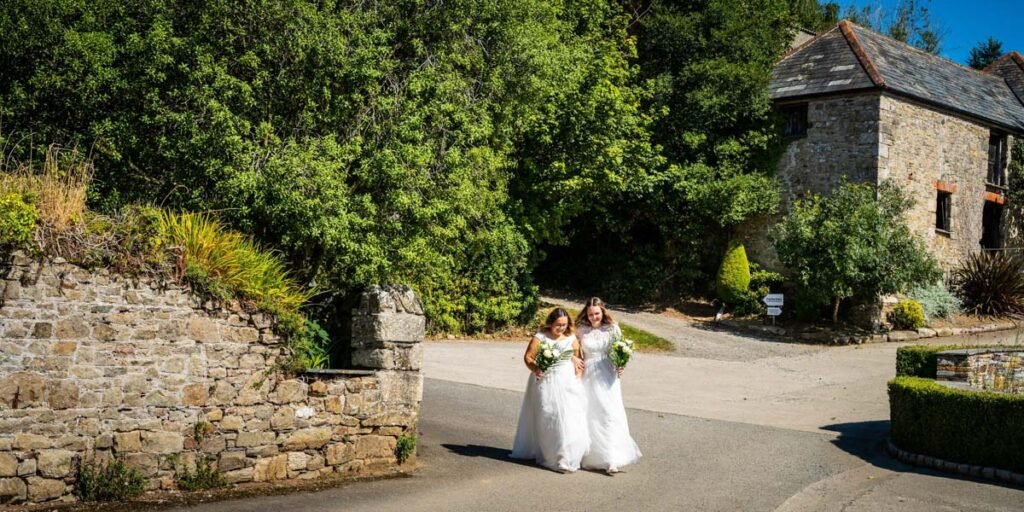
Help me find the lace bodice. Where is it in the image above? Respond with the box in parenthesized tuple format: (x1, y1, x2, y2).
(577, 323, 622, 361)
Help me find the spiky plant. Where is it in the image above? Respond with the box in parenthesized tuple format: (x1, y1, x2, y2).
(951, 251, 1024, 316)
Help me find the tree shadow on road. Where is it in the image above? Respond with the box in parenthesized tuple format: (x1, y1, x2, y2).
(441, 444, 564, 473)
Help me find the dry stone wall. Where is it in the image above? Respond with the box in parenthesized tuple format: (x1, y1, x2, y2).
(0, 252, 422, 504)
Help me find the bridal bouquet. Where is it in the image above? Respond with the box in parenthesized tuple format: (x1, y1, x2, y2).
(534, 339, 574, 372)
(607, 331, 635, 369)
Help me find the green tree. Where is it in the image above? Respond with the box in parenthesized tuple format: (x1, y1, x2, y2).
(772, 181, 941, 323)
(843, 0, 944, 54)
(967, 37, 1004, 70)
(544, 0, 789, 300)
(788, 0, 840, 31)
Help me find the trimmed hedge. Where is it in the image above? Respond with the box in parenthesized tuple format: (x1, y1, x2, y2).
(895, 344, 1009, 378)
(889, 376, 1024, 473)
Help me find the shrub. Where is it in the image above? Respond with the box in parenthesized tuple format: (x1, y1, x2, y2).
(888, 299, 925, 330)
(732, 264, 785, 317)
(0, 193, 37, 247)
(889, 376, 1024, 473)
(715, 241, 750, 304)
(0, 145, 91, 231)
(951, 251, 1024, 316)
(74, 457, 147, 502)
(395, 433, 417, 464)
(908, 282, 961, 321)
(773, 181, 941, 323)
(292, 319, 335, 370)
(175, 456, 229, 492)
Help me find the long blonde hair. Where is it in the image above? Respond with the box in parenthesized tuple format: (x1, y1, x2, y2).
(574, 297, 614, 327)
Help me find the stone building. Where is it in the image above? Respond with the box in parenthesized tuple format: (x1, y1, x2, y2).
(742, 20, 1024, 271)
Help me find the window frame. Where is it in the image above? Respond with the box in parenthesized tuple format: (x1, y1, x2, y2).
(781, 103, 809, 139)
(935, 190, 952, 234)
(987, 131, 1008, 187)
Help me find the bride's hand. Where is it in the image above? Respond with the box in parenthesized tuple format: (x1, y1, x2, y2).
(616, 366, 624, 378)
(572, 356, 584, 373)
(533, 368, 545, 380)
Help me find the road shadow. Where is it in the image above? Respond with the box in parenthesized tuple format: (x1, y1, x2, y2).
(821, 420, 902, 470)
(441, 444, 564, 473)
(822, 420, 1022, 488)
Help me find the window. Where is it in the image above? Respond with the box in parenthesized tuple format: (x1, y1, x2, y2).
(935, 191, 951, 232)
(988, 131, 1007, 186)
(781, 104, 808, 138)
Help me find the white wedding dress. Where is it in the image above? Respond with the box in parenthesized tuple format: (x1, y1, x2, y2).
(578, 323, 642, 470)
(510, 332, 590, 472)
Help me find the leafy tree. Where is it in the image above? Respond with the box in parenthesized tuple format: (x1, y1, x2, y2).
(772, 181, 941, 323)
(788, 0, 840, 31)
(843, 0, 944, 54)
(544, 0, 790, 301)
(967, 37, 1004, 70)
(1, 0, 648, 332)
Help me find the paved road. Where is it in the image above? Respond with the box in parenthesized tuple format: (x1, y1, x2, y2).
(170, 303, 1024, 511)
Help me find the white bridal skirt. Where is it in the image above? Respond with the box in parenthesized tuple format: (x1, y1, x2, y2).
(580, 356, 642, 470)
(510, 362, 590, 472)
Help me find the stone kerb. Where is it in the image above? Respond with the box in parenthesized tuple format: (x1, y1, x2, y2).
(0, 253, 424, 505)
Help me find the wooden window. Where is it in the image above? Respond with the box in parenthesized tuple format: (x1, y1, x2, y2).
(782, 104, 808, 138)
(935, 191, 952, 233)
(988, 131, 1007, 186)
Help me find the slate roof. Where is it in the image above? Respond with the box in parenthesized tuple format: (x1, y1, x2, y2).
(771, 21, 1024, 134)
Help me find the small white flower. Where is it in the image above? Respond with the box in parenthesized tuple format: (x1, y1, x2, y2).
(552, 349, 561, 358)
(543, 350, 553, 358)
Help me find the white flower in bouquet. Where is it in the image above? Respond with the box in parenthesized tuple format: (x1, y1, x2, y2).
(534, 338, 574, 373)
(608, 330, 636, 369)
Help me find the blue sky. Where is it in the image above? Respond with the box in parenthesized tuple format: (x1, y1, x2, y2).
(834, 1, 1024, 65)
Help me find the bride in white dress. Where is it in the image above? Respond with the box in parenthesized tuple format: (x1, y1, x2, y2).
(510, 308, 590, 472)
(576, 297, 642, 474)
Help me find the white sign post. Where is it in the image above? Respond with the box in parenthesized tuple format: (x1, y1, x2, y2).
(763, 294, 784, 325)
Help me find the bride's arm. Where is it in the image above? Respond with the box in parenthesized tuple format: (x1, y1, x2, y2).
(523, 337, 544, 378)
(573, 339, 584, 378)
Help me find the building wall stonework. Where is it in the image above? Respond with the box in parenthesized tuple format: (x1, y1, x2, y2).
(740, 93, 881, 271)
(878, 93, 1000, 268)
(0, 253, 422, 505)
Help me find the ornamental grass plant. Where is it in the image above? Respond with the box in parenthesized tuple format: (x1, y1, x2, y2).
(951, 251, 1024, 316)
(158, 210, 313, 335)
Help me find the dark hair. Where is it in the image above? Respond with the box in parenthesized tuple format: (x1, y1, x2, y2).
(542, 307, 575, 335)
(574, 297, 615, 327)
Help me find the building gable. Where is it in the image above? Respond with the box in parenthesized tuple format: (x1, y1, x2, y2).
(772, 21, 1024, 134)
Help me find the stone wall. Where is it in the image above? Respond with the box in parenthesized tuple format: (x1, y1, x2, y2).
(936, 349, 1024, 395)
(0, 253, 423, 505)
(878, 94, 1004, 268)
(739, 92, 881, 271)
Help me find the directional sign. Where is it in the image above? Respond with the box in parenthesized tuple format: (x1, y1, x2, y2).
(763, 293, 784, 307)
(767, 307, 783, 316)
